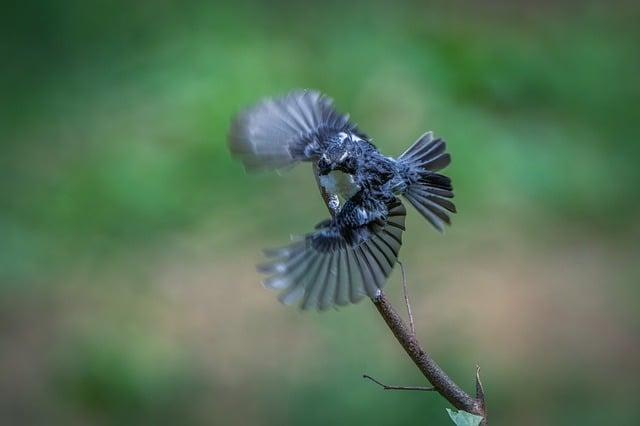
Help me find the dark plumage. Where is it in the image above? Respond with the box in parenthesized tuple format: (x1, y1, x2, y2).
(229, 90, 455, 310)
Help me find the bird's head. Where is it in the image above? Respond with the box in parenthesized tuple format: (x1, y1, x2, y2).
(317, 132, 357, 175)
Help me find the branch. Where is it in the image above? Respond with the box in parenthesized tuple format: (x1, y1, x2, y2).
(397, 261, 415, 336)
(362, 374, 435, 391)
(370, 292, 487, 423)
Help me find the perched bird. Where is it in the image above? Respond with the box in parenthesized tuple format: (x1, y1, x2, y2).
(228, 90, 455, 310)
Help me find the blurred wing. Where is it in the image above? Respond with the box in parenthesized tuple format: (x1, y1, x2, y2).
(228, 90, 357, 171)
(259, 199, 406, 310)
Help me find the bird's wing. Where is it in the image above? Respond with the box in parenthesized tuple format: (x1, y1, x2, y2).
(228, 90, 357, 171)
(259, 198, 406, 310)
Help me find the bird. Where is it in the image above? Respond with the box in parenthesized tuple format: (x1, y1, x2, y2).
(228, 90, 455, 310)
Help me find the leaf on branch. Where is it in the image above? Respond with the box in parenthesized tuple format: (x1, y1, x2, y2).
(446, 408, 483, 426)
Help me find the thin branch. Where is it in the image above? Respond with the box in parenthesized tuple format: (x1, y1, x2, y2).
(475, 364, 486, 414)
(370, 292, 486, 423)
(362, 374, 436, 392)
(397, 261, 415, 336)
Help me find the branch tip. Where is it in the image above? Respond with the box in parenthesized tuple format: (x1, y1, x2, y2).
(475, 364, 486, 410)
(362, 374, 436, 392)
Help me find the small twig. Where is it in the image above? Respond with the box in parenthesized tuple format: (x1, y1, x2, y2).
(475, 364, 486, 413)
(362, 374, 435, 392)
(397, 260, 415, 336)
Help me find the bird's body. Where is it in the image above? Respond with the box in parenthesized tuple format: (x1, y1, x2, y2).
(229, 90, 455, 310)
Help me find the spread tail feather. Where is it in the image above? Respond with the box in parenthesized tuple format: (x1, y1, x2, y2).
(398, 132, 456, 232)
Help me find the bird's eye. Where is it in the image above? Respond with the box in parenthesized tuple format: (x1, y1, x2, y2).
(318, 156, 330, 170)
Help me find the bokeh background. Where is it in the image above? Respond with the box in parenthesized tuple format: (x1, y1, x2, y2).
(2, 1, 640, 424)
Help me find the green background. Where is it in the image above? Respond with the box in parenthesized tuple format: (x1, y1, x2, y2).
(2, 1, 639, 424)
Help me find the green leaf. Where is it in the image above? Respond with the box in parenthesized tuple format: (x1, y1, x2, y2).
(446, 408, 484, 426)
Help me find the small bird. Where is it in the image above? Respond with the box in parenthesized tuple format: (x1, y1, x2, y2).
(229, 90, 455, 310)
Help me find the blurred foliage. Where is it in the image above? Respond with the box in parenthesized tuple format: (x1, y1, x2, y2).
(51, 334, 206, 425)
(1, 0, 639, 425)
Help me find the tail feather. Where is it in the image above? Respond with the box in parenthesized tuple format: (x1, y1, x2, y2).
(399, 132, 456, 232)
(399, 132, 445, 162)
(409, 186, 456, 213)
(421, 173, 453, 190)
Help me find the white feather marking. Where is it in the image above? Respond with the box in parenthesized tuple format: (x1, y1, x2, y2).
(319, 171, 360, 204)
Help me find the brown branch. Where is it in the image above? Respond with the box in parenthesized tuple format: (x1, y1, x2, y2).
(370, 292, 487, 423)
